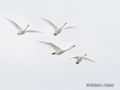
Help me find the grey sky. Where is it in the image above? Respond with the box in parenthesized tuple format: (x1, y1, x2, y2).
(0, 0, 119, 90)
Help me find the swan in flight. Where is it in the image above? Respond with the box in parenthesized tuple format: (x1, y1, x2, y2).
(41, 18, 75, 36)
(69, 54, 96, 64)
(6, 18, 42, 35)
(38, 41, 76, 55)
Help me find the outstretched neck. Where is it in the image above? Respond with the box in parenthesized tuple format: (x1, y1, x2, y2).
(65, 45, 74, 51)
(24, 25, 29, 31)
(82, 54, 87, 59)
(60, 22, 67, 29)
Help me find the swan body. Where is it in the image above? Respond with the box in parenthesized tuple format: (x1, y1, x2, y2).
(41, 18, 75, 36)
(6, 18, 42, 35)
(69, 54, 95, 64)
(38, 41, 76, 55)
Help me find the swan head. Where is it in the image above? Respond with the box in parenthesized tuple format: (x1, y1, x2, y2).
(84, 54, 87, 56)
(73, 45, 76, 47)
(65, 22, 67, 24)
(27, 25, 30, 27)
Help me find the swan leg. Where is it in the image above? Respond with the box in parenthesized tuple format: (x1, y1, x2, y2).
(51, 52, 55, 55)
(17, 33, 20, 35)
(54, 33, 57, 36)
(76, 62, 79, 64)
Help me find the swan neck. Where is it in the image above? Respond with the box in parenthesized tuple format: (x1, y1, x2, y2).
(82, 54, 87, 59)
(24, 25, 29, 31)
(61, 23, 67, 29)
(65, 46, 74, 51)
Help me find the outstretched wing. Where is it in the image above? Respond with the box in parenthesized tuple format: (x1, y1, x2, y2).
(38, 41, 61, 51)
(41, 18, 57, 30)
(63, 26, 75, 30)
(5, 17, 22, 31)
(84, 57, 95, 63)
(26, 30, 42, 33)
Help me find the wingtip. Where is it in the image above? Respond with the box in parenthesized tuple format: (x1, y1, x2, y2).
(97, 62, 104, 66)
(71, 26, 76, 28)
(37, 41, 41, 43)
(5, 17, 12, 22)
(5, 17, 9, 20)
(4, 17, 7, 19)
(41, 18, 45, 20)
(67, 58, 72, 60)
(39, 31, 43, 33)
(38, 41, 45, 43)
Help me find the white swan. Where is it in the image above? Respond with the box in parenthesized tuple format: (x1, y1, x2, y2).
(69, 54, 96, 64)
(38, 41, 76, 55)
(6, 18, 42, 35)
(41, 18, 75, 36)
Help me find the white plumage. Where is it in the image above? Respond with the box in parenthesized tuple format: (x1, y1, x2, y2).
(41, 18, 75, 36)
(6, 18, 42, 35)
(69, 54, 96, 64)
(38, 41, 76, 55)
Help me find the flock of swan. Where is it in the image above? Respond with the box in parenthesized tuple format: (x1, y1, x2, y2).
(5, 17, 96, 64)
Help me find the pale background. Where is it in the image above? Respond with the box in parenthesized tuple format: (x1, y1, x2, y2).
(0, 0, 119, 90)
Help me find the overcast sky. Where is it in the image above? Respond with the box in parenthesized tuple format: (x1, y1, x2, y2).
(0, 0, 120, 90)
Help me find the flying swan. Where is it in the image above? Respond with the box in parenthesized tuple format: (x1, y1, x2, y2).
(6, 18, 42, 35)
(38, 41, 76, 55)
(69, 54, 96, 64)
(41, 18, 75, 36)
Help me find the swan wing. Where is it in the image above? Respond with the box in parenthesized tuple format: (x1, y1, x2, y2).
(41, 18, 57, 30)
(5, 18, 22, 31)
(84, 57, 95, 63)
(38, 41, 61, 51)
(63, 26, 75, 30)
(26, 30, 42, 33)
